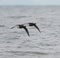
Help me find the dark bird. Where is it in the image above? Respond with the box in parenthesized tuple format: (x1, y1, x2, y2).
(28, 23, 41, 32)
(11, 24, 30, 36)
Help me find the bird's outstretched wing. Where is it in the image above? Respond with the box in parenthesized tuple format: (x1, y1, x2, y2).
(29, 23, 41, 32)
(33, 24, 41, 32)
(23, 26, 30, 36)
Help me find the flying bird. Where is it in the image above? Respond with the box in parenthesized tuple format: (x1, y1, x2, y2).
(10, 23, 41, 36)
(10, 24, 30, 36)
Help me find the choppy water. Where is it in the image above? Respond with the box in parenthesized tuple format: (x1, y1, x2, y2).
(0, 6, 60, 58)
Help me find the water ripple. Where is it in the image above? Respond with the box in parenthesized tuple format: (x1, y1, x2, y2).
(0, 25, 6, 27)
(8, 16, 31, 19)
(5, 50, 48, 56)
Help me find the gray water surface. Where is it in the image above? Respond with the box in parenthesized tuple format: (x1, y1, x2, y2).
(0, 6, 60, 58)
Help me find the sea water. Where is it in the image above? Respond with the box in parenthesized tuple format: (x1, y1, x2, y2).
(0, 6, 60, 58)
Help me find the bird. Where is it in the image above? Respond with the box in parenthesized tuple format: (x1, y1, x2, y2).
(10, 24, 30, 36)
(26, 23, 41, 32)
(10, 23, 41, 36)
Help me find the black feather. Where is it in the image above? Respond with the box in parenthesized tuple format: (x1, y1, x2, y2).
(22, 26, 30, 36)
(33, 24, 41, 32)
(29, 23, 41, 32)
(10, 25, 30, 36)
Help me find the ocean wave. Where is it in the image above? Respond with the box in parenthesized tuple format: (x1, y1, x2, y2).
(8, 16, 31, 19)
(5, 50, 48, 56)
(0, 25, 6, 27)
